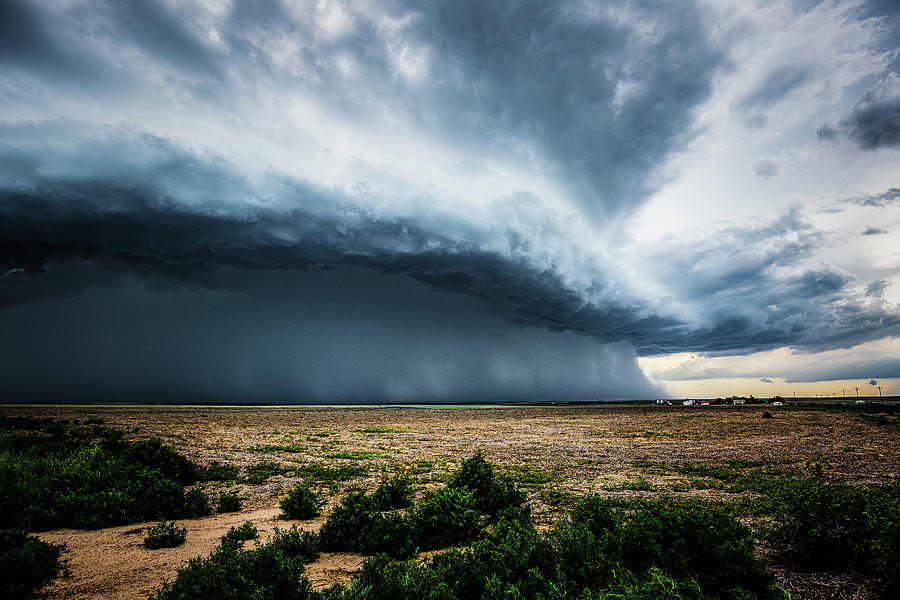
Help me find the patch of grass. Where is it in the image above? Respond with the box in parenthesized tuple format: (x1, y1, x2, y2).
(297, 463, 367, 483)
(196, 461, 239, 482)
(326, 450, 384, 460)
(144, 520, 187, 549)
(280, 485, 323, 520)
(607, 476, 657, 492)
(0, 529, 64, 600)
(249, 444, 306, 454)
(539, 487, 574, 507)
(148, 526, 319, 600)
(217, 491, 242, 513)
(243, 461, 291, 485)
(354, 427, 397, 434)
(504, 463, 559, 486)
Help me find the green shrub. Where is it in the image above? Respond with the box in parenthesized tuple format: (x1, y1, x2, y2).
(412, 487, 482, 549)
(280, 485, 323, 520)
(221, 521, 258, 548)
(217, 491, 242, 513)
(447, 451, 525, 518)
(0, 529, 64, 600)
(144, 520, 187, 549)
(244, 461, 289, 485)
(183, 488, 212, 518)
(759, 469, 899, 592)
(371, 475, 413, 510)
(319, 497, 776, 600)
(149, 526, 318, 600)
(0, 429, 199, 530)
(618, 501, 773, 598)
(319, 491, 415, 558)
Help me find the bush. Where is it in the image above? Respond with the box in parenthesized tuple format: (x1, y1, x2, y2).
(318, 497, 776, 600)
(759, 468, 899, 592)
(221, 521, 258, 548)
(447, 451, 526, 518)
(183, 488, 212, 518)
(144, 520, 187, 549)
(319, 491, 415, 558)
(217, 491, 242, 513)
(0, 529, 64, 600)
(371, 475, 413, 510)
(618, 501, 772, 598)
(280, 485, 323, 520)
(412, 487, 482, 549)
(148, 526, 319, 600)
(0, 424, 200, 531)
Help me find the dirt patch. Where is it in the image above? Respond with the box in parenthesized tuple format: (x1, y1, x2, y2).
(2, 404, 895, 599)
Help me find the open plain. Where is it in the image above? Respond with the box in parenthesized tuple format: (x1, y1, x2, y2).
(2, 404, 897, 600)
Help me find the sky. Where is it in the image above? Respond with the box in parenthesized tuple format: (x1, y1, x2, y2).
(1, 0, 899, 403)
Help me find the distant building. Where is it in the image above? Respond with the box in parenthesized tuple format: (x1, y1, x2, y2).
(682, 399, 694, 406)
(732, 398, 746, 405)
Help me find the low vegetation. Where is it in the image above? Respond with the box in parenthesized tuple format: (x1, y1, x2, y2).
(0, 529, 64, 600)
(149, 526, 319, 600)
(144, 520, 187, 549)
(216, 491, 242, 513)
(758, 466, 899, 595)
(280, 484, 324, 520)
(0, 417, 199, 531)
(221, 521, 258, 547)
(148, 450, 900, 599)
(183, 488, 212, 518)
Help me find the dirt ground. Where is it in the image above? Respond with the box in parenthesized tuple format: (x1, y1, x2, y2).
(3, 404, 897, 600)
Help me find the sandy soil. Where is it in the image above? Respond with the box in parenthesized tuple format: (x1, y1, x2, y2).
(2, 404, 896, 600)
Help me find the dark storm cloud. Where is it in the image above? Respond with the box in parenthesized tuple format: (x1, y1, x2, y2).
(3, 126, 898, 364)
(818, 73, 900, 150)
(759, 377, 774, 384)
(1, 1, 898, 400)
(0, 266, 663, 403)
(844, 93, 900, 149)
(862, 226, 887, 235)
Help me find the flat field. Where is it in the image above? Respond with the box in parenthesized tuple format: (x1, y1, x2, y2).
(3, 404, 897, 600)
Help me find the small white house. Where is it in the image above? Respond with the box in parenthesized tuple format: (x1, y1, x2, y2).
(682, 399, 695, 406)
(733, 398, 746, 405)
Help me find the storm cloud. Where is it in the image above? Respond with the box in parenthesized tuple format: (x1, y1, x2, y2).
(1, 0, 899, 401)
